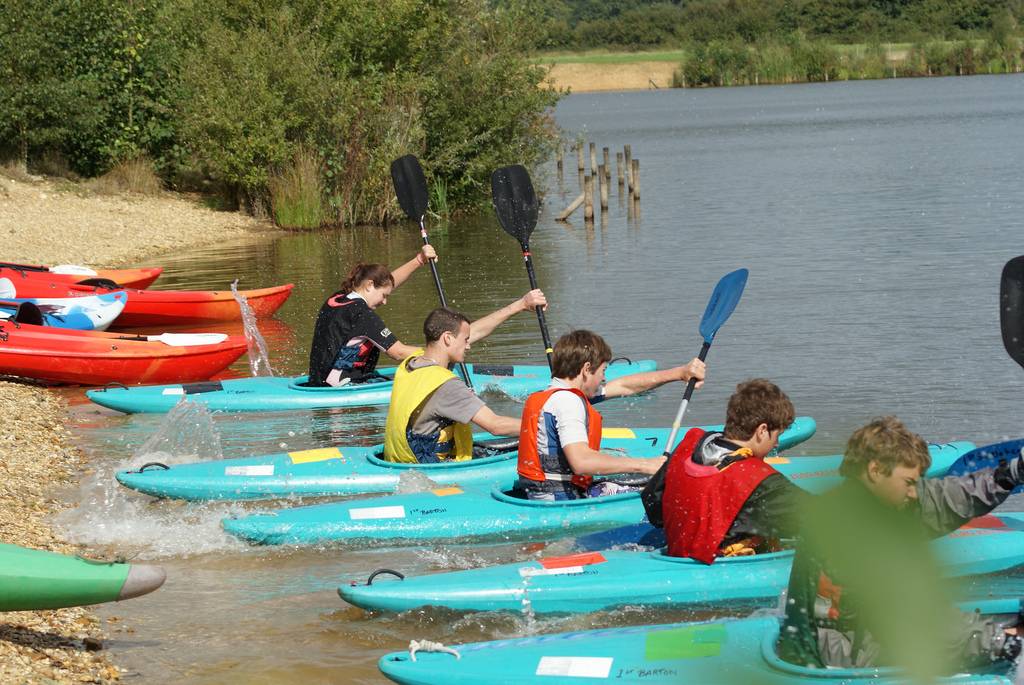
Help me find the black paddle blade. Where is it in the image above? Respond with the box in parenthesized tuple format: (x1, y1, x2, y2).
(491, 165, 539, 248)
(1001, 256, 1024, 370)
(390, 155, 429, 220)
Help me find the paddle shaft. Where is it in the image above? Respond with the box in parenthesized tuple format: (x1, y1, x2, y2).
(418, 217, 473, 389)
(662, 341, 711, 457)
(520, 246, 553, 370)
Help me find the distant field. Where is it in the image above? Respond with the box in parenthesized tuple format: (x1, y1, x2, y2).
(536, 43, 920, 65)
(537, 50, 687, 65)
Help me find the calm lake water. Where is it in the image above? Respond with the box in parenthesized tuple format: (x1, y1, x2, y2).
(55, 74, 1024, 683)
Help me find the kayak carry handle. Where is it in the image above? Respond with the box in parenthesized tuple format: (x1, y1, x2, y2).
(97, 382, 129, 392)
(610, 356, 633, 365)
(135, 462, 170, 473)
(365, 568, 405, 586)
(75, 277, 120, 289)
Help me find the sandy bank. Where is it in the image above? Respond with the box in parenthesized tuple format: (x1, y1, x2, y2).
(0, 172, 280, 683)
(0, 383, 121, 683)
(0, 172, 274, 267)
(546, 61, 677, 92)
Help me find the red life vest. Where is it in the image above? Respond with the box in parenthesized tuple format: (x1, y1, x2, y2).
(663, 428, 779, 564)
(518, 387, 603, 489)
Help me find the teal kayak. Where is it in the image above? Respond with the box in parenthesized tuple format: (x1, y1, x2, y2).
(222, 441, 974, 547)
(340, 515, 1022, 614)
(0, 543, 165, 611)
(86, 359, 657, 413)
(116, 417, 818, 501)
(377, 597, 1021, 685)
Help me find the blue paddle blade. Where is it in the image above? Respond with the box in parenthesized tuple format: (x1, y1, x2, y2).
(574, 523, 665, 552)
(698, 268, 749, 344)
(946, 438, 1024, 494)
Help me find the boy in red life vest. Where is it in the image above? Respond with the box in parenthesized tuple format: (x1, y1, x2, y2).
(661, 379, 800, 562)
(516, 330, 706, 501)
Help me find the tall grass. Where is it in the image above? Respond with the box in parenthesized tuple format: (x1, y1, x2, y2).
(429, 175, 450, 220)
(269, 146, 324, 230)
(674, 35, 1024, 88)
(88, 156, 163, 195)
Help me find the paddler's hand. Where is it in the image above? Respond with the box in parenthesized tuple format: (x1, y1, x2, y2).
(519, 289, 547, 312)
(636, 455, 667, 475)
(416, 245, 437, 265)
(675, 357, 706, 389)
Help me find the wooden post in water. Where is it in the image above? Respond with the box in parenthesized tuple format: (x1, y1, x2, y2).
(556, 142, 563, 174)
(624, 145, 633, 193)
(616, 152, 624, 187)
(602, 147, 610, 182)
(576, 143, 585, 173)
(556, 192, 585, 222)
(598, 164, 608, 210)
(631, 159, 640, 200)
(584, 174, 594, 223)
(589, 143, 597, 175)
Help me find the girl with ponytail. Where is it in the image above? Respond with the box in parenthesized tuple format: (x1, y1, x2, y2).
(307, 246, 436, 386)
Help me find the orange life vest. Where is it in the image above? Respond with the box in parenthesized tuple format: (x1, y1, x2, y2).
(663, 428, 779, 564)
(518, 387, 603, 489)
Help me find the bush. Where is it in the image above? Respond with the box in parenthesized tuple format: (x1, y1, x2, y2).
(0, 0, 559, 225)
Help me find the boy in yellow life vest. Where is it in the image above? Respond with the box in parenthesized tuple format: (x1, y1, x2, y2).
(383, 303, 544, 463)
(517, 330, 706, 500)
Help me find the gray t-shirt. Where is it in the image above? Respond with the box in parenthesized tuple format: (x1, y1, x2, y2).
(406, 357, 484, 436)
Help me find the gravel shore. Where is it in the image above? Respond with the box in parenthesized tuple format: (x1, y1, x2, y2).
(0, 171, 277, 683)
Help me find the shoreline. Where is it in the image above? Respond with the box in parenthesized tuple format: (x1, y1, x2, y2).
(0, 171, 279, 683)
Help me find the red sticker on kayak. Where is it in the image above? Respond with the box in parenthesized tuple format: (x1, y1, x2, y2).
(539, 552, 607, 569)
(964, 515, 1007, 529)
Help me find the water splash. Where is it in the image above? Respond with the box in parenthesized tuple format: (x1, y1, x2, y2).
(231, 278, 274, 377)
(133, 399, 224, 464)
(54, 401, 250, 559)
(394, 469, 441, 494)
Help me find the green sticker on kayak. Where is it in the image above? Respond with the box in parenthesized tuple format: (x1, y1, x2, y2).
(645, 624, 727, 660)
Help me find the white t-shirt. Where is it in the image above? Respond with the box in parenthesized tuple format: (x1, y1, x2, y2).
(532, 378, 606, 459)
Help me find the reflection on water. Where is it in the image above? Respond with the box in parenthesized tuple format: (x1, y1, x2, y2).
(56, 74, 1024, 683)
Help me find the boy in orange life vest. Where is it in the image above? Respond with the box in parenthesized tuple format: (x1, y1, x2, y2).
(661, 379, 799, 562)
(516, 330, 706, 501)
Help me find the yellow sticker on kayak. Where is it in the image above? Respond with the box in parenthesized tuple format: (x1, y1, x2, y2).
(432, 487, 463, 496)
(764, 456, 790, 465)
(289, 447, 343, 464)
(601, 428, 636, 439)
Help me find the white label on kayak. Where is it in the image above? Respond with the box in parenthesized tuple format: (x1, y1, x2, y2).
(349, 505, 405, 520)
(225, 465, 274, 476)
(536, 656, 612, 678)
(519, 565, 584, 578)
(161, 387, 185, 396)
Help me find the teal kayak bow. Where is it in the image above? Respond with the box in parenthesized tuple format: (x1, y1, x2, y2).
(86, 359, 656, 413)
(378, 597, 1021, 685)
(222, 441, 973, 548)
(116, 417, 817, 501)
(340, 515, 1020, 615)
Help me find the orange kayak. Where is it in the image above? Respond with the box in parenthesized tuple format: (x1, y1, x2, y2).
(0, 319, 247, 385)
(0, 272, 293, 326)
(0, 263, 162, 289)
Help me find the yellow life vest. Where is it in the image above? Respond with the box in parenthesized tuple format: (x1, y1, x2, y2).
(383, 355, 474, 463)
